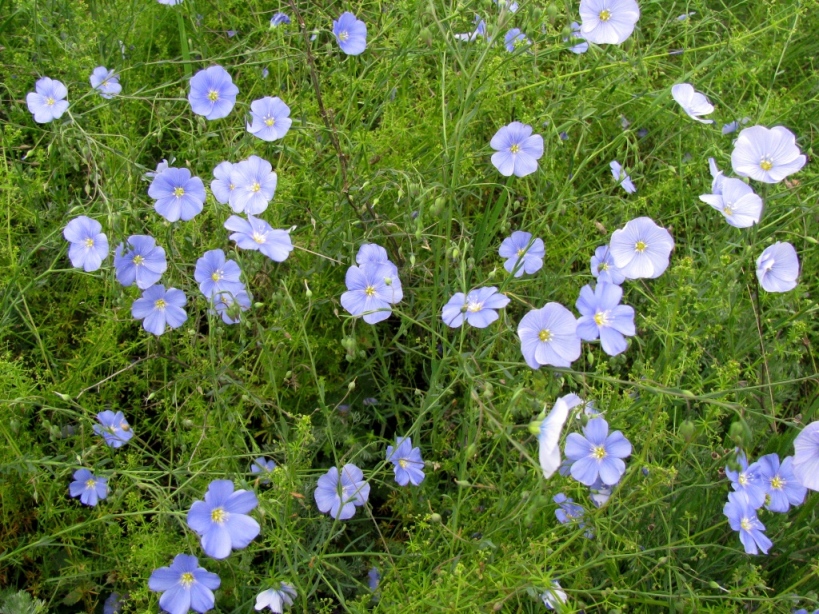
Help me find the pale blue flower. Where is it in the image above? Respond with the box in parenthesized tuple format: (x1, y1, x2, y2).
(723, 491, 771, 555)
(229, 155, 277, 215)
(131, 285, 188, 336)
(224, 215, 293, 262)
(575, 282, 635, 356)
(90, 66, 122, 98)
(517, 302, 580, 369)
(63, 216, 109, 272)
(69, 468, 108, 506)
(114, 235, 167, 289)
(579, 0, 640, 45)
(270, 13, 291, 27)
(504, 28, 530, 52)
(314, 464, 370, 520)
(26, 77, 69, 123)
(210, 161, 234, 204)
(565, 21, 588, 53)
(590, 245, 625, 285)
(793, 421, 819, 492)
(699, 177, 762, 228)
(333, 12, 367, 55)
(356, 243, 394, 269)
(671, 83, 714, 124)
(441, 287, 510, 328)
(386, 437, 425, 486)
(194, 249, 244, 299)
(541, 580, 568, 610)
(708, 157, 725, 195)
(255, 583, 296, 612)
(251, 457, 276, 485)
(367, 568, 380, 591)
(756, 242, 799, 293)
(212, 288, 252, 324)
(94, 410, 133, 448)
(610, 160, 636, 194)
(340, 263, 403, 324)
(564, 417, 632, 486)
(454, 15, 486, 42)
(498, 231, 544, 277)
(148, 554, 220, 614)
(725, 450, 766, 509)
(247, 97, 292, 142)
(731, 125, 806, 183)
(188, 65, 239, 120)
(148, 167, 206, 222)
(539, 394, 583, 479)
(187, 479, 260, 559)
(490, 122, 544, 177)
(609, 217, 674, 280)
(553, 493, 585, 525)
(753, 453, 806, 513)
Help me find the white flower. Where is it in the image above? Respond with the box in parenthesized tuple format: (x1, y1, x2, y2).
(579, 0, 640, 45)
(699, 177, 762, 228)
(730, 125, 807, 183)
(671, 83, 714, 124)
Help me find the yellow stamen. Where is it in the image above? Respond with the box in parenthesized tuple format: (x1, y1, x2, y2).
(46, 97, 55, 106)
(738, 474, 748, 486)
(252, 232, 265, 244)
(339, 31, 349, 41)
(265, 118, 275, 127)
(155, 299, 167, 310)
(760, 158, 773, 171)
(510, 144, 521, 154)
(592, 446, 606, 459)
(85, 478, 96, 488)
(211, 507, 226, 523)
(635, 240, 647, 252)
(740, 518, 752, 531)
(599, 9, 612, 21)
(180, 572, 195, 587)
(538, 329, 551, 342)
(84, 238, 95, 247)
(211, 272, 222, 282)
(207, 90, 219, 102)
(594, 311, 608, 326)
(399, 459, 408, 468)
(770, 476, 783, 490)
(598, 262, 609, 272)
(467, 302, 482, 312)
(365, 285, 376, 297)
(133, 255, 144, 266)
(723, 206, 733, 216)
(250, 182, 261, 193)
(173, 187, 185, 197)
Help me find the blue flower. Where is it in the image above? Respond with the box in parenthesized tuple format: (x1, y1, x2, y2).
(340, 263, 403, 324)
(103, 592, 124, 614)
(93, 410, 133, 448)
(725, 450, 766, 509)
(731, 125, 806, 184)
(723, 491, 772, 555)
(148, 554, 220, 614)
(756, 241, 799, 293)
(251, 457, 276, 485)
(26, 77, 69, 123)
(194, 249, 244, 299)
(699, 177, 762, 228)
(793, 421, 819, 492)
(517, 302, 580, 369)
(564, 417, 632, 486)
(188, 65, 239, 120)
(131, 285, 188, 336)
(314, 464, 370, 520)
(386, 437, 425, 486)
(224, 215, 293, 262)
(553, 493, 585, 525)
(504, 28, 530, 52)
(454, 15, 486, 42)
(333, 12, 367, 55)
(367, 568, 381, 591)
(708, 157, 725, 194)
(270, 12, 291, 27)
(148, 167, 206, 222)
(210, 161, 234, 204)
(565, 21, 589, 53)
(157, 0, 184, 4)
(721, 117, 748, 135)
(356, 243, 393, 267)
(609, 217, 674, 280)
(753, 453, 806, 513)
(493, 0, 518, 11)
(89, 67, 121, 98)
(114, 235, 167, 289)
(144, 158, 173, 180)
(539, 394, 583, 479)
(187, 479, 260, 560)
(575, 282, 636, 356)
(255, 582, 296, 612)
(490, 122, 544, 178)
(247, 97, 292, 142)
(589, 478, 613, 507)
(610, 160, 636, 194)
(229, 155, 278, 215)
(212, 289, 252, 325)
(441, 287, 510, 328)
(69, 468, 108, 506)
(579, 0, 640, 45)
(671, 83, 714, 124)
(541, 580, 568, 611)
(63, 216, 109, 272)
(590, 245, 625, 285)
(498, 231, 544, 277)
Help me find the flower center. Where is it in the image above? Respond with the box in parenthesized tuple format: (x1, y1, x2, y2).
(251, 182, 261, 193)
(46, 97, 55, 106)
(155, 299, 166, 310)
(467, 301, 482, 312)
(592, 446, 607, 459)
(211, 271, 222, 282)
(599, 9, 612, 21)
(228, 183, 235, 191)
(399, 459, 408, 468)
(510, 144, 521, 154)
(740, 517, 752, 531)
(635, 240, 647, 253)
(84, 238, 95, 247)
(538, 329, 551, 342)
(598, 262, 609, 272)
(252, 232, 266, 244)
(173, 186, 185, 198)
(770, 476, 784, 490)
(723, 205, 733, 216)
(594, 310, 610, 326)
(265, 117, 275, 127)
(180, 572, 195, 587)
(207, 90, 219, 102)
(759, 157, 773, 171)
(85, 478, 96, 489)
(133, 255, 144, 266)
(738, 473, 748, 486)
(339, 31, 349, 41)
(211, 507, 227, 524)
(517, 248, 526, 257)
(365, 285, 376, 297)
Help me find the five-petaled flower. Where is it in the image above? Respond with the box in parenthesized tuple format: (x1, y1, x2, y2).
(793, 421, 819, 492)
(114, 235, 167, 289)
(699, 177, 763, 228)
(490, 122, 544, 178)
(575, 282, 636, 356)
(255, 583, 296, 612)
(671, 83, 714, 124)
(224, 215, 293, 262)
(730, 125, 806, 184)
(314, 464, 370, 520)
(212, 288, 252, 324)
(148, 167, 206, 222)
(441, 287, 510, 328)
(63, 216, 109, 272)
(564, 417, 632, 486)
(725, 450, 767, 510)
(131, 285, 188, 336)
(723, 491, 772, 555)
(69, 468, 109, 506)
(517, 302, 581, 369)
(187, 479, 261, 560)
(504, 28, 530, 52)
(752, 453, 806, 513)
(188, 65, 239, 120)
(251, 457, 277, 485)
(590, 245, 625, 285)
(609, 217, 674, 280)
(228, 155, 278, 215)
(94, 410, 134, 448)
(610, 160, 636, 194)
(90, 66, 122, 98)
(340, 263, 403, 324)
(247, 97, 293, 142)
(333, 12, 367, 55)
(756, 241, 799, 293)
(579, 0, 640, 45)
(386, 437, 425, 486)
(498, 231, 545, 277)
(148, 554, 220, 614)
(26, 77, 69, 123)
(194, 249, 244, 299)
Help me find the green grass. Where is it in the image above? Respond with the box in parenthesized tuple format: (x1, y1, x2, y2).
(1, 0, 818, 612)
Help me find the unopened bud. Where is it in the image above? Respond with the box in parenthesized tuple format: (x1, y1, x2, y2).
(679, 420, 696, 442)
(430, 512, 442, 523)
